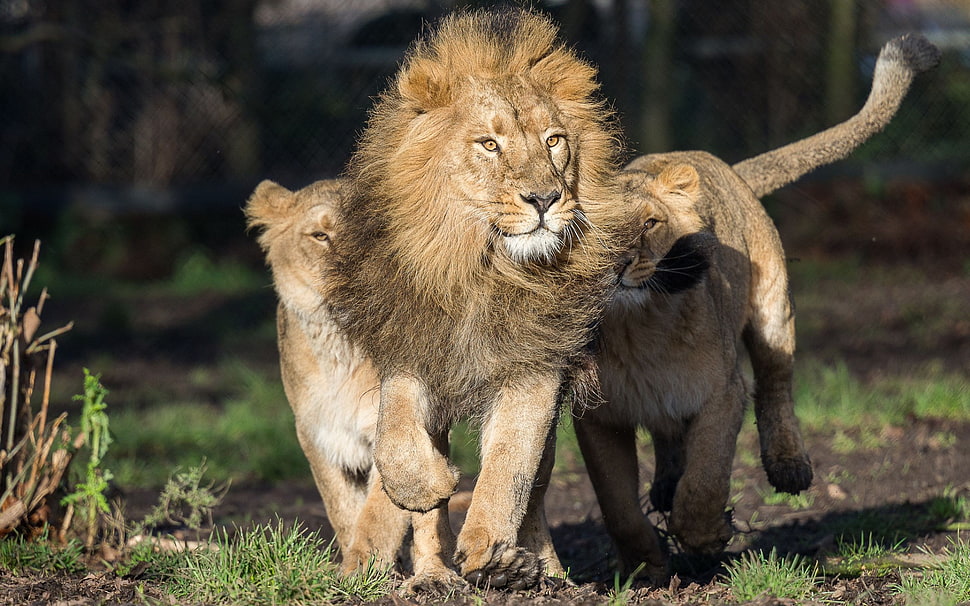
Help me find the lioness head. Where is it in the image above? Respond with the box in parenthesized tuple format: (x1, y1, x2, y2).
(244, 179, 342, 317)
(613, 164, 714, 308)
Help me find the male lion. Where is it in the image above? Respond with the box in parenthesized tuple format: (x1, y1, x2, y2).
(576, 33, 940, 581)
(326, 8, 637, 590)
(244, 179, 413, 574)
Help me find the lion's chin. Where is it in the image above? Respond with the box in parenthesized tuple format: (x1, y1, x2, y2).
(502, 229, 564, 264)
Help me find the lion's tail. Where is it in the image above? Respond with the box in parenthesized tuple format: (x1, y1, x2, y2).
(732, 34, 940, 199)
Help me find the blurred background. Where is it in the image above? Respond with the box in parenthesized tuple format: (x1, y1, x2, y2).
(0, 0, 968, 488)
(2, 0, 968, 272)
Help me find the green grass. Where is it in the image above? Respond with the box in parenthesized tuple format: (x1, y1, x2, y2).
(107, 362, 308, 487)
(167, 518, 393, 605)
(794, 360, 970, 431)
(823, 533, 904, 577)
(721, 547, 818, 602)
(894, 540, 970, 606)
(0, 533, 85, 575)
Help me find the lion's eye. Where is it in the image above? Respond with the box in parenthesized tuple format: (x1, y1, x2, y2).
(546, 135, 562, 148)
(480, 139, 499, 152)
(311, 231, 329, 243)
(642, 218, 659, 231)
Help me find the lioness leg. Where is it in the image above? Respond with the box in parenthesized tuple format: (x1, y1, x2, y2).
(454, 372, 560, 589)
(744, 259, 812, 494)
(649, 428, 686, 513)
(517, 421, 564, 577)
(667, 379, 743, 555)
(340, 469, 412, 575)
(574, 417, 667, 582)
(298, 431, 367, 559)
(404, 429, 466, 594)
(373, 374, 459, 513)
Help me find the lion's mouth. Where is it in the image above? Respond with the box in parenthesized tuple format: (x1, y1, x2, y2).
(500, 227, 564, 264)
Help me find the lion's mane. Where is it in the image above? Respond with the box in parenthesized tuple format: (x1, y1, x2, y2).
(328, 9, 634, 425)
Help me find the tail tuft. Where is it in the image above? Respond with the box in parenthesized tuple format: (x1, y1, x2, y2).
(883, 33, 941, 74)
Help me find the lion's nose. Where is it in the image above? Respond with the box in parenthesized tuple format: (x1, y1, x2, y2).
(521, 190, 561, 213)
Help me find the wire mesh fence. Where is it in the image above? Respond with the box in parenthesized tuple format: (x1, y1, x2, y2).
(1, 0, 967, 193)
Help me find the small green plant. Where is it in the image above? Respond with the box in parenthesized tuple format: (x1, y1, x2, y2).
(140, 461, 228, 533)
(61, 369, 114, 548)
(607, 563, 644, 606)
(894, 540, 970, 605)
(168, 518, 392, 604)
(722, 547, 818, 602)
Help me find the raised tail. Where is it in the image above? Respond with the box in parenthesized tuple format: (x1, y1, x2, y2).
(732, 34, 940, 198)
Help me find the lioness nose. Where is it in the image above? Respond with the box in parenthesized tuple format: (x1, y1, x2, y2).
(521, 190, 561, 213)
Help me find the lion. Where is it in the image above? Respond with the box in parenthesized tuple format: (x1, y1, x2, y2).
(324, 8, 639, 591)
(244, 178, 413, 575)
(575, 33, 940, 581)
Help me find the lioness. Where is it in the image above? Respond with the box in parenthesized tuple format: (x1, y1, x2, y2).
(244, 179, 412, 574)
(576, 33, 940, 581)
(325, 8, 638, 590)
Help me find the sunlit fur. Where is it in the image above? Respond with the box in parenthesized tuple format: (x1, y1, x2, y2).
(328, 8, 636, 424)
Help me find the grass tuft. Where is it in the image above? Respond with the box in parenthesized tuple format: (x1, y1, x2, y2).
(722, 547, 818, 602)
(168, 518, 393, 604)
(894, 540, 970, 606)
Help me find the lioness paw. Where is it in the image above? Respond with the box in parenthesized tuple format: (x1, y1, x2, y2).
(763, 452, 813, 495)
(402, 568, 468, 596)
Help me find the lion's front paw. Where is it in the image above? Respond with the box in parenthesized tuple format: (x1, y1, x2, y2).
(763, 452, 813, 495)
(381, 461, 459, 513)
(454, 530, 542, 590)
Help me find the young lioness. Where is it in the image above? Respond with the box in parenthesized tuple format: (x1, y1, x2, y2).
(577, 33, 940, 581)
(244, 179, 411, 574)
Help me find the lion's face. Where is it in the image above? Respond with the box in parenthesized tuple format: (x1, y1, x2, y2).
(451, 78, 580, 264)
(245, 179, 342, 316)
(612, 164, 711, 309)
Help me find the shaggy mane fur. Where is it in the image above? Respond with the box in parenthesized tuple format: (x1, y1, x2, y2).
(328, 8, 635, 424)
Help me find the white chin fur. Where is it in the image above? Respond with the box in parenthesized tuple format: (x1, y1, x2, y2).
(610, 286, 651, 310)
(503, 229, 564, 264)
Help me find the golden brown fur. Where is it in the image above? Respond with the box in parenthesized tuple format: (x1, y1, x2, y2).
(326, 8, 637, 591)
(575, 33, 939, 583)
(244, 179, 411, 574)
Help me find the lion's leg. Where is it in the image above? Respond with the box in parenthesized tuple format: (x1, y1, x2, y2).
(340, 467, 412, 575)
(574, 416, 668, 583)
(517, 421, 564, 578)
(453, 371, 560, 589)
(667, 379, 744, 555)
(298, 430, 367, 559)
(648, 427, 686, 513)
(744, 267, 812, 494)
(373, 374, 459, 513)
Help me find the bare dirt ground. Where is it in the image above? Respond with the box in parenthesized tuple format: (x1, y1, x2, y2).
(2, 177, 969, 605)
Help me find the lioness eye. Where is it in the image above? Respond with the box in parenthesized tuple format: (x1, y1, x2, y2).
(480, 139, 499, 152)
(311, 231, 329, 242)
(546, 135, 561, 148)
(643, 218, 659, 230)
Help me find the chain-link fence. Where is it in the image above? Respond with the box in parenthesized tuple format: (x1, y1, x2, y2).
(1, 0, 968, 194)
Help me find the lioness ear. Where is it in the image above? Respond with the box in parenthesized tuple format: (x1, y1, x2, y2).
(654, 164, 700, 201)
(245, 180, 294, 231)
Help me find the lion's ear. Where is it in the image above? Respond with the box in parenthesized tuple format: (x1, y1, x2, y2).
(245, 180, 295, 232)
(398, 57, 451, 111)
